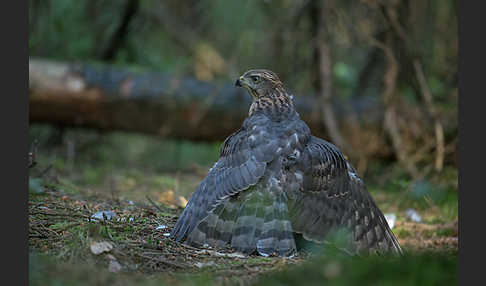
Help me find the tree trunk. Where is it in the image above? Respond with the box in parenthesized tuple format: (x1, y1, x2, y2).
(28, 58, 417, 159)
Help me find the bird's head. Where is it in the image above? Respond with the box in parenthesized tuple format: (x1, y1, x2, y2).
(235, 69, 284, 99)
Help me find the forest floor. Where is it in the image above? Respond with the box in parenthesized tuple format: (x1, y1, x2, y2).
(28, 126, 458, 285)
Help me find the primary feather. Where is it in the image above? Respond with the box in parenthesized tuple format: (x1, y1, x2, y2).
(170, 69, 402, 256)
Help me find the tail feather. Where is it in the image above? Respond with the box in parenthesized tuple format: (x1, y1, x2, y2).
(256, 202, 279, 256)
(274, 193, 296, 256)
(185, 188, 297, 257)
(212, 199, 239, 247)
(256, 192, 295, 257)
(186, 197, 238, 248)
(230, 192, 261, 254)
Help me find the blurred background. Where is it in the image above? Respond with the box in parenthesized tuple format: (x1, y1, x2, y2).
(28, 0, 458, 277)
(29, 0, 458, 198)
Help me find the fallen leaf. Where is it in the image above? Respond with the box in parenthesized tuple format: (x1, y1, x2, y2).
(158, 190, 175, 206)
(176, 196, 188, 208)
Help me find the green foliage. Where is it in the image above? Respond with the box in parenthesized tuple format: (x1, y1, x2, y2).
(29, 124, 220, 192)
(333, 62, 357, 98)
(29, 177, 44, 194)
(29, 0, 457, 101)
(258, 252, 457, 286)
(29, 250, 457, 286)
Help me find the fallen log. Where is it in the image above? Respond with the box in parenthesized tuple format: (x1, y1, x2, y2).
(29, 58, 433, 159)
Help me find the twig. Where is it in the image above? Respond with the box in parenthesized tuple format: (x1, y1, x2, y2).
(314, 0, 354, 158)
(370, 36, 419, 179)
(381, 1, 445, 173)
(40, 164, 53, 178)
(413, 60, 445, 172)
(180, 243, 201, 251)
(135, 253, 188, 269)
(101, 0, 139, 61)
(29, 211, 91, 220)
(146, 195, 165, 213)
(109, 175, 120, 205)
(28, 139, 39, 169)
(408, 140, 435, 165)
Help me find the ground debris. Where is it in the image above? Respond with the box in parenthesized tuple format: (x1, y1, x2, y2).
(405, 208, 422, 222)
(384, 213, 397, 229)
(90, 241, 113, 255)
(29, 186, 457, 282)
(195, 249, 247, 258)
(194, 261, 217, 268)
(91, 210, 116, 221)
(108, 260, 122, 273)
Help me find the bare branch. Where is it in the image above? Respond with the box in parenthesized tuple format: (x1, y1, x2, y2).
(413, 60, 445, 172)
(370, 36, 419, 179)
(313, 0, 356, 160)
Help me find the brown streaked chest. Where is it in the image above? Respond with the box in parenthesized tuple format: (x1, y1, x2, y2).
(248, 93, 294, 118)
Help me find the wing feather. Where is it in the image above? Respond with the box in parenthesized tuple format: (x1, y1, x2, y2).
(170, 115, 280, 242)
(287, 136, 402, 255)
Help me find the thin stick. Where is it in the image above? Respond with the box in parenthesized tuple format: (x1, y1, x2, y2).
(135, 253, 188, 269)
(146, 195, 165, 213)
(413, 60, 445, 172)
(370, 36, 419, 179)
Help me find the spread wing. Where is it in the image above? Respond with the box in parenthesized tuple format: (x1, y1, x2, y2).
(170, 114, 282, 242)
(287, 136, 402, 255)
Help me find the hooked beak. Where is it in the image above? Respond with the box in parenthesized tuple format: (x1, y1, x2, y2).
(235, 76, 244, 87)
(234, 76, 257, 99)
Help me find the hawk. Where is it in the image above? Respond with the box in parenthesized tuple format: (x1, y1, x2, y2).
(170, 69, 402, 257)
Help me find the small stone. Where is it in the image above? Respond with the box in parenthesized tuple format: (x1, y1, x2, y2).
(384, 213, 397, 229)
(91, 210, 116, 221)
(108, 260, 122, 273)
(90, 241, 113, 255)
(156, 225, 168, 230)
(405, 209, 422, 222)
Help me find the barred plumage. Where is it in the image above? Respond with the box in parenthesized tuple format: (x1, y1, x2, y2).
(170, 69, 402, 256)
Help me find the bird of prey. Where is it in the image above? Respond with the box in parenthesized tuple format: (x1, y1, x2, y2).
(170, 69, 402, 257)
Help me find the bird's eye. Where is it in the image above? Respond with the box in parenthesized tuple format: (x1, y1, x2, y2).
(251, 76, 260, 83)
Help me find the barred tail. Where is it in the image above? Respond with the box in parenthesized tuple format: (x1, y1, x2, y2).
(256, 191, 295, 256)
(185, 188, 296, 257)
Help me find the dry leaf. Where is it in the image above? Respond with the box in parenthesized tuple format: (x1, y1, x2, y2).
(157, 191, 187, 208)
(194, 43, 226, 81)
(157, 190, 175, 205)
(176, 196, 188, 208)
